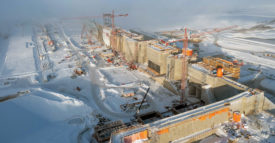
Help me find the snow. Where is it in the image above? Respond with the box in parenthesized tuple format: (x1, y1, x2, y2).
(0, 38, 9, 73)
(0, 28, 36, 77)
(1, 7, 275, 143)
(0, 88, 95, 143)
(197, 21, 275, 99)
(217, 36, 275, 53)
(222, 49, 275, 69)
(0, 23, 101, 143)
(99, 67, 139, 86)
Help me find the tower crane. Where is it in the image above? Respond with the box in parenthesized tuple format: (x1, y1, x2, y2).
(103, 10, 128, 52)
(160, 28, 189, 104)
(190, 25, 237, 38)
(181, 28, 188, 104)
(160, 25, 238, 44)
(62, 10, 128, 48)
(163, 26, 237, 104)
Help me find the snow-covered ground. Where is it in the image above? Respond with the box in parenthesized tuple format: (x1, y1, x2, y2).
(0, 88, 96, 143)
(1, 9, 275, 143)
(0, 23, 100, 143)
(0, 26, 36, 78)
(97, 66, 178, 114)
(0, 21, 180, 143)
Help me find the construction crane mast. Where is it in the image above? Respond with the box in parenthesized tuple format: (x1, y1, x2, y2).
(62, 10, 128, 47)
(103, 10, 128, 52)
(162, 26, 238, 104)
(160, 28, 189, 104)
(181, 28, 188, 104)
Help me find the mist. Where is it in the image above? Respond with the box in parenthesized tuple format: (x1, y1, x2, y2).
(1, 0, 275, 32)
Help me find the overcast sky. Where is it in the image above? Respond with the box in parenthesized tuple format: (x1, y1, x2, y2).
(0, 0, 275, 31)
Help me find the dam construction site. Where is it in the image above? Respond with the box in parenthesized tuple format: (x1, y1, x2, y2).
(1, 9, 275, 143)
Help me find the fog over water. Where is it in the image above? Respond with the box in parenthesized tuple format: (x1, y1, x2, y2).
(0, 0, 275, 32)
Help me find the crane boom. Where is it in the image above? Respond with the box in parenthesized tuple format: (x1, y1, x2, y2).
(161, 26, 237, 104)
(191, 25, 237, 38)
(62, 11, 128, 50)
(105, 10, 128, 52)
(161, 25, 238, 46)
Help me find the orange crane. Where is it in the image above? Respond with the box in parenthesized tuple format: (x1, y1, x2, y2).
(190, 25, 237, 38)
(162, 25, 238, 104)
(161, 28, 189, 104)
(181, 28, 188, 104)
(160, 25, 237, 44)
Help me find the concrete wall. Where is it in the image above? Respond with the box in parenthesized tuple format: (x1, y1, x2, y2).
(115, 34, 123, 52)
(122, 35, 138, 63)
(111, 33, 156, 64)
(147, 46, 173, 75)
(166, 55, 183, 81)
(111, 90, 269, 143)
(154, 107, 229, 143)
(137, 41, 158, 64)
(188, 66, 250, 103)
(188, 66, 226, 88)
